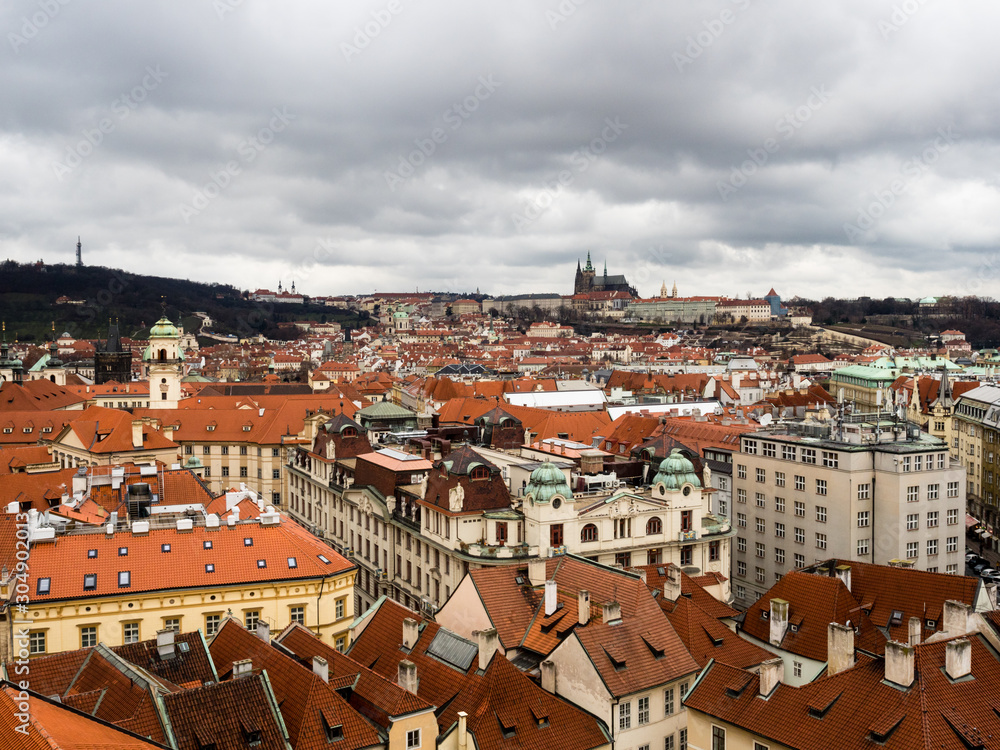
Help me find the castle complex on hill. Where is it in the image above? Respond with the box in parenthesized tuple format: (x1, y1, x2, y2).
(573, 252, 637, 296)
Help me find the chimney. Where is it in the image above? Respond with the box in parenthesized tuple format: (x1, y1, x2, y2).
(908, 617, 922, 646)
(544, 579, 557, 616)
(769, 599, 789, 646)
(664, 567, 682, 602)
(402, 617, 419, 650)
(834, 564, 851, 591)
(457, 712, 469, 750)
(474, 628, 498, 671)
(578, 590, 591, 626)
(945, 638, 972, 680)
(540, 659, 556, 693)
(312, 655, 329, 683)
(943, 600, 970, 637)
(884, 641, 915, 688)
(827, 622, 854, 675)
(758, 658, 782, 696)
(131, 420, 143, 449)
(602, 601, 621, 625)
(233, 659, 253, 679)
(156, 628, 176, 660)
(398, 659, 419, 693)
(528, 559, 546, 587)
(256, 620, 270, 642)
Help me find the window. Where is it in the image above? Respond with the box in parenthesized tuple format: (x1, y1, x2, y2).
(914, 455, 923, 471)
(906, 513, 918, 530)
(793, 661, 802, 678)
(907, 486, 919, 502)
(755, 541, 765, 558)
(902, 456, 911, 472)
(762, 442, 776, 457)
(615, 551, 632, 567)
(406, 729, 421, 749)
(84, 573, 96, 590)
(204, 540, 213, 550)
(816, 479, 827, 496)
(709, 541, 720, 561)
(164, 618, 180, 632)
(927, 511, 939, 528)
(290, 605, 305, 625)
(801, 448, 816, 464)
(240, 466, 248, 478)
(272, 469, 280, 479)
(736, 585, 746, 600)
(646, 517, 662, 535)
(37, 577, 50, 595)
(906, 541, 918, 558)
(858, 483, 870, 500)
(240, 445, 248, 455)
(245, 610, 260, 630)
(756, 468, 766, 483)
(857, 510, 870, 527)
(794, 553, 805, 568)
(737, 537, 746, 553)
(680, 728, 688, 750)
(287, 557, 298, 568)
(947, 481, 959, 498)
(939, 453, 946, 469)
(947, 563, 958, 574)
(775, 496, 785, 513)
(782, 445, 796, 461)
(756, 517, 765, 533)
(336, 598, 345, 620)
(29, 631, 45, 654)
(744, 440, 758, 455)
(118, 546, 128, 557)
(551, 524, 564, 547)
(581, 523, 598, 542)
(206, 614, 221, 635)
(272, 448, 280, 457)
(775, 471, 785, 488)
(664, 687, 675, 715)
(737, 464, 747, 480)
(203, 445, 210, 455)
(88, 549, 97, 559)
(816, 506, 827, 522)
(794, 527, 805, 544)
(123, 622, 140, 644)
(118, 571, 131, 588)
(737, 488, 747, 504)
(680, 546, 693, 566)
(80, 626, 97, 648)
(666, 736, 675, 750)
(756, 493, 766, 508)
(857, 538, 869, 556)
(947, 508, 958, 525)
(927, 539, 938, 556)
(756, 566, 765, 583)
(775, 548, 785, 564)
(619, 701, 631, 730)
(775, 522, 785, 538)
(712, 726, 726, 750)
(794, 475, 805, 492)
(816, 533, 826, 550)
(221, 445, 229, 456)
(737, 513, 746, 528)
(822, 451, 838, 468)
(794, 501, 805, 517)
(638, 696, 649, 725)
(946, 536, 958, 553)
(205, 564, 215, 573)
(737, 560, 747, 577)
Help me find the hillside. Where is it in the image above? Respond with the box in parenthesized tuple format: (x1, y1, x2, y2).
(0, 260, 366, 344)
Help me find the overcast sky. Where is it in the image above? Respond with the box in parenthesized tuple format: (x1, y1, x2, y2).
(3, 0, 999, 300)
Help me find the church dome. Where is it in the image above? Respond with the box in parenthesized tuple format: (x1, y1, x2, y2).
(184, 454, 203, 469)
(150, 316, 180, 338)
(525, 461, 573, 504)
(652, 448, 701, 491)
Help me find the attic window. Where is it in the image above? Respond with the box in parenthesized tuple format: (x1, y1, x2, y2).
(206, 564, 215, 573)
(243, 425, 252, 432)
(118, 571, 131, 588)
(497, 715, 516, 739)
(37, 578, 50, 595)
(257, 559, 267, 569)
(244, 537, 254, 547)
(514, 576, 525, 585)
(789, 624, 798, 633)
(118, 547, 128, 556)
(2, 427, 10, 434)
(161, 544, 171, 553)
(890, 610, 904, 626)
(243, 728, 262, 747)
(204, 541, 213, 550)
(322, 715, 344, 742)
(41, 427, 52, 433)
(926, 619, 936, 629)
(206, 425, 216, 431)
(84, 574, 96, 590)
(318, 554, 331, 564)
(761, 611, 770, 620)
(288, 557, 298, 569)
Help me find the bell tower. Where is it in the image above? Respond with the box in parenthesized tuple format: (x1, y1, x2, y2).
(145, 312, 183, 409)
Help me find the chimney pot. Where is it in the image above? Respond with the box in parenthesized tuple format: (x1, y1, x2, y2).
(602, 601, 621, 625)
(827, 622, 855, 675)
(884, 641, 915, 687)
(474, 628, 498, 671)
(313, 655, 329, 683)
(402, 617, 419, 650)
(945, 638, 972, 680)
(544, 579, 557, 617)
(540, 659, 556, 693)
(578, 590, 591, 626)
(398, 659, 419, 694)
(758, 658, 782, 696)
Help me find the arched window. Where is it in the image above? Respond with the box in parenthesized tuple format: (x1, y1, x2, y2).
(470, 466, 489, 480)
(342, 426, 357, 438)
(158, 349, 167, 361)
(581, 523, 598, 542)
(646, 517, 662, 535)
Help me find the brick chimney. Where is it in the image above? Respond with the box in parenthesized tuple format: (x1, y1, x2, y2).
(758, 658, 782, 696)
(769, 598, 789, 646)
(578, 590, 591, 625)
(402, 617, 419, 650)
(544, 580, 558, 616)
(908, 617, 922, 646)
(528, 559, 546, 587)
(943, 600, 970, 637)
(313, 655, 329, 683)
(474, 628, 498, 671)
(945, 638, 972, 680)
(884, 641, 915, 688)
(827, 622, 854, 675)
(540, 659, 556, 693)
(602, 601, 621, 625)
(398, 659, 419, 693)
(664, 567, 681, 602)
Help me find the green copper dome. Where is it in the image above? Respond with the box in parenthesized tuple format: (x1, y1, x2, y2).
(525, 462, 573, 504)
(652, 448, 701, 491)
(150, 316, 180, 338)
(184, 454, 203, 469)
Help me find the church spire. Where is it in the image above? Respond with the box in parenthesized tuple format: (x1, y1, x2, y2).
(603, 259, 607, 277)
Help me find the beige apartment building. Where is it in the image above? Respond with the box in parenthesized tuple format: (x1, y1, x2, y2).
(731, 417, 965, 608)
(953, 384, 1000, 542)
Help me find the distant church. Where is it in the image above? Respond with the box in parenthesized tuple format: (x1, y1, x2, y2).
(573, 253, 637, 296)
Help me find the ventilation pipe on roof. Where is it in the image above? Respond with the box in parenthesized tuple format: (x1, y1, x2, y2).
(474, 628, 498, 671)
(313, 655, 329, 683)
(540, 659, 556, 693)
(944, 600, 971, 637)
(908, 617, 922, 646)
(885, 641, 915, 688)
(398, 659, 418, 694)
(827, 622, 855, 675)
(946, 638, 972, 680)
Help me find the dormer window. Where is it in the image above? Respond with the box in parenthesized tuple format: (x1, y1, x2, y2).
(84, 574, 96, 590)
(37, 578, 50, 595)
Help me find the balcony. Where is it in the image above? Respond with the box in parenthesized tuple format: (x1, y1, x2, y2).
(460, 542, 539, 559)
(679, 530, 698, 542)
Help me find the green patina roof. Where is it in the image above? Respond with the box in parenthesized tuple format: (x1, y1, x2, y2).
(653, 448, 701, 491)
(150, 316, 180, 338)
(357, 401, 416, 419)
(525, 461, 573, 504)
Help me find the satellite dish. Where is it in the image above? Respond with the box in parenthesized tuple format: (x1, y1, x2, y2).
(758, 413, 773, 427)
